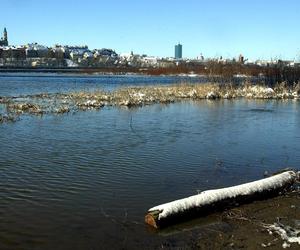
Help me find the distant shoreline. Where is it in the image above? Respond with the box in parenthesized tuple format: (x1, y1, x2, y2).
(0, 65, 299, 87)
(0, 67, 219, 78)
(0, 67, 142, 75)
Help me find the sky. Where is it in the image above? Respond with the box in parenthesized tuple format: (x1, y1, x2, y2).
(1, 0, 300, 60)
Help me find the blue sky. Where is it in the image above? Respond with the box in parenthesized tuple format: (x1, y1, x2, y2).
(1, 0, 300, 60)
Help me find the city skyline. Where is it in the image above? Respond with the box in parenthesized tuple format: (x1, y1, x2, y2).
(2, 0, 300, 60)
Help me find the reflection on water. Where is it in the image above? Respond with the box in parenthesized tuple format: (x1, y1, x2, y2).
(0, 74, 209, 97)
(0, 75, 300, 249)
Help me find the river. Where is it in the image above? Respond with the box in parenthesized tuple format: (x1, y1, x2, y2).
(0, 74, 299, 249)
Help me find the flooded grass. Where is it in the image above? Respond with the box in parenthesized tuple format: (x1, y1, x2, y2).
(0, 114, 18, 123)
(1, 82, 300, 123)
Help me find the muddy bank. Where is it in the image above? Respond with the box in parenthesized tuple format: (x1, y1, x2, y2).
(152, 190, 300, 249)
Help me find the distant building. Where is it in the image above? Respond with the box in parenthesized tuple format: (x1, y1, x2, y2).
(68, 46, 90, 61)
(0, 46, 24, 59)
(83, 51, 93, 59)
(238, 54, 244, 64)
(141, 55, 159, 65)
(93, 48, 118, 58)
(25, 43, 49, 58)
(51, 46, 66, 59)
(175, 43, 182, 59)
(0, 27, 8, 46)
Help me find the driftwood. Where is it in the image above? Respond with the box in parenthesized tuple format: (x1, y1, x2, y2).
(145, 170, 300, 228)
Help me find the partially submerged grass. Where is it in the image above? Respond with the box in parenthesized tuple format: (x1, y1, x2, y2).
(0, 114, 18, 123)
(1, 82, 299, 122)
(70, 81, 300, 105)
(7, 102, 44, 115)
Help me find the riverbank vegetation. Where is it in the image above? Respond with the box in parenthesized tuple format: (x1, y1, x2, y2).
(0, 81, 299, 122)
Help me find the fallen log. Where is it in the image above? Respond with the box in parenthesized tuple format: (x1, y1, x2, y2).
(145, 170, 300, 228)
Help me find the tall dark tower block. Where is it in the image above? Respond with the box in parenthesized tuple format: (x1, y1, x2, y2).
(175, 43, 182, 59)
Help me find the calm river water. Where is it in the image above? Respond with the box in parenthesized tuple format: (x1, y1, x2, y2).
(0, 74, 299, 249)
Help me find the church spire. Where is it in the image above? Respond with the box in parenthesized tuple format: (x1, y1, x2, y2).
(4, 27, 7, 42)
(0, 27, 8, 46)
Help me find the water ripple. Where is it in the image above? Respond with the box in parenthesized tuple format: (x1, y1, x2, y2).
(0, 90, 299, 249)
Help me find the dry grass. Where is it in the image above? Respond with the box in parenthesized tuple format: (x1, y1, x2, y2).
(1, 82, 299, 122)
(7, 103, 44, 115)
